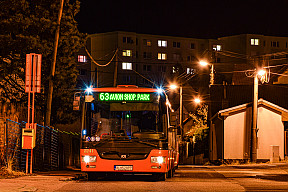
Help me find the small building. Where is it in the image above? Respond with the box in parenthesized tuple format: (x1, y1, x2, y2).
(210, 99, 288, 161)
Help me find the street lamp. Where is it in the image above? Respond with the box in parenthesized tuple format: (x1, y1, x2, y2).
(251, 69, 266, 162)
(199, 60, 214, 85)
(194, 98, 201, 104)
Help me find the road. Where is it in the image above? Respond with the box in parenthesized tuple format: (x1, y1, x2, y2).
(1, 163, 288, 192)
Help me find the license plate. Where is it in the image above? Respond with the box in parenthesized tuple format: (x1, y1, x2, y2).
(114, 165, 133, 171)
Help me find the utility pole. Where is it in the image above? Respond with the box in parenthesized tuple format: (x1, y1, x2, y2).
(210, 64, 214, 86)
(45, 0, 64, 126)
(179, 85, 183, 138)
(251, 74, 258, 162)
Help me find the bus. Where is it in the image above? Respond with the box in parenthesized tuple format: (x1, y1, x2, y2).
(79, 85, 179, 180)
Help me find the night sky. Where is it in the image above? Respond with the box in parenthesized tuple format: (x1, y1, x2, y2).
(76, 0, 288, 39)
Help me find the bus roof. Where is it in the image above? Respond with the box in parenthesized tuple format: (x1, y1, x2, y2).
(90, 85, 158, 93)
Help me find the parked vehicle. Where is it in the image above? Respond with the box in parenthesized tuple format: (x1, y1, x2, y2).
(79, 85, 179, 180)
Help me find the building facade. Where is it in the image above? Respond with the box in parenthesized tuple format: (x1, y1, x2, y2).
(77, 32, 288, 90)
(76, 31, 225, 89)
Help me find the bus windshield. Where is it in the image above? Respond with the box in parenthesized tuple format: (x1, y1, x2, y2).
(87, 92, 165, 137)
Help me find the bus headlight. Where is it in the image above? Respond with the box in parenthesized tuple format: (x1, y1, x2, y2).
(82, 156, 96, 163)
(151, 156, 166, 164)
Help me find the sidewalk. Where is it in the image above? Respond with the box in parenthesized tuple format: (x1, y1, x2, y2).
(0, 170, 81, 192)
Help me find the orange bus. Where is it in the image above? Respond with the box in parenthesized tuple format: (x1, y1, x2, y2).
(80, 85, 179, 180)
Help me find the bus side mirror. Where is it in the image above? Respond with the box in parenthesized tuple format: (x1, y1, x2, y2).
(170, 112, 177, 126)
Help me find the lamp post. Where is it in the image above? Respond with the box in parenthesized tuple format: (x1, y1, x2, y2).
(199, 61, 214, 85)
(251, 69, 266, 162)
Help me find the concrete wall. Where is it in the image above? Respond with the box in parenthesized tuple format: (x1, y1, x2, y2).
(224, 111, 246, 159)
(257, 106, 284, 159)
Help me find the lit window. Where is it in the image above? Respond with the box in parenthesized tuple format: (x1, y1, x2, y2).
(251, 38, 259, 46)
(122, 62, 132, 70)
(213, 45, 222, 51)
(78, 55, 87, 62)
(143, 39, 152, 46)
(158, 53, 167, 60)
(123, 50, 132, 57)
(187, 68, 195, 75)
(172, 66, 179, 73)
(158, 40, 167, 47)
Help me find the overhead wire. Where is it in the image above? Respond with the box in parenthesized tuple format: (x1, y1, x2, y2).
(85, 47, 118, 67)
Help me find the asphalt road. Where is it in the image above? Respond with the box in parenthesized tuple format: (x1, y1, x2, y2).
(1, 163, 288, 192)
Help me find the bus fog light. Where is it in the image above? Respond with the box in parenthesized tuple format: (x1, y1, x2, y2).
(151, 166, 161, 169)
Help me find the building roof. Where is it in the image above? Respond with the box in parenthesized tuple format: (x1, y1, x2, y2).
(209, 84, 288, 119)
(216, 98, 288, 122)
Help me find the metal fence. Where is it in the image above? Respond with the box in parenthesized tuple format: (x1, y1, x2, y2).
(0, 119, 59, 171)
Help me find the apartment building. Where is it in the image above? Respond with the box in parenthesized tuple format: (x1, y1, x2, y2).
(77, 32, 288, 89)
(77, 31, 225, 88)
(218, 34, 288, 84)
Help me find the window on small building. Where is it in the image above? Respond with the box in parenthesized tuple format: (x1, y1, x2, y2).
(143, 39, 152, 46)
(122, 62, 132, 70)
(251, 38, 259, 46)
(158, 40, 167, 47)
(213, 45, 222, 51)
(143, 64, 152, 71)
(78, 55, 87, 62)
(123, 50, 132, 57)
(158, 53, 167, 60)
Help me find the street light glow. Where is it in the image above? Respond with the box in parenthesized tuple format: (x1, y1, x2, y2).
(170, 84, 178, 90)
(257, 69, 266, 76)
(194, 98, 201, 104)
(199, 60, 209, 66)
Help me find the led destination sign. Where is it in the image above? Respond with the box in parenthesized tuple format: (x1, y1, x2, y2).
(99, 92, 151, 101)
